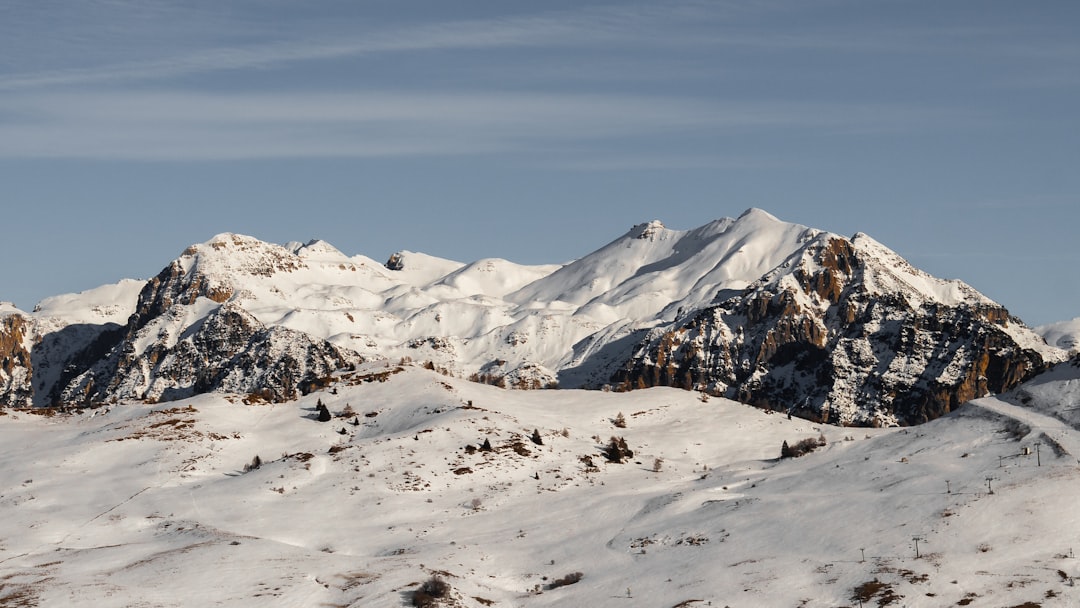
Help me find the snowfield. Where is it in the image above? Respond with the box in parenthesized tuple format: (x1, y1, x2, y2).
(3, 362, 1080, 607)
(1037, 318, 1080, 354)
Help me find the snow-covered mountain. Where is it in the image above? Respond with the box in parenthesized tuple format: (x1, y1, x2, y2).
(0, 209, 1069, 424)
(616, 230, 1064, 425)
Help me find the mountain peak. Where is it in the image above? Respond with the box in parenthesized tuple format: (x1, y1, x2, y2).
(289, 239, 345, 259)
(736, 207, 782, 223)
(202, 232, 261, 249)
(629, 219, 667, 240)
(176, 233, 304, 278)
(0, 301, 23, 317)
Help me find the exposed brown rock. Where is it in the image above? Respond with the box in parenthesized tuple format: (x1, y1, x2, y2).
(614, 235, 1053, 426)
(0, 314, 33, 407)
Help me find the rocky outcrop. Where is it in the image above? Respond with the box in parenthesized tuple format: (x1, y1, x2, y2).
(130, 233, 304, 332)
(0, 313, 34, 407)
(385, 252, 404, 271)
(60, 302, 360, 405)
(614, 235, 1056, 426)
(49, 235, 357, 407)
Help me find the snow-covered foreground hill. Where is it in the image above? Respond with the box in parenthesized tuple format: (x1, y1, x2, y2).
(3, 363, 1080, 607)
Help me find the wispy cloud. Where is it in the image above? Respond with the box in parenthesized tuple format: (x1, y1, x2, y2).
(0, 3, 716, 91)
(0, 90, 964, 161)
(534, 154, 784, 172)
(11, 0, 1000, 92)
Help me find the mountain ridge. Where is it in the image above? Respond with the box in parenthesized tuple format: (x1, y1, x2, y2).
(0, 209, 1070, 424)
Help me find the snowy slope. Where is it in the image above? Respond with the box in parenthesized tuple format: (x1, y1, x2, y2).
(31, 279, 145, 326)
(173, 210, 829, 385)
(2, 367, 1079, 606)
(509, 209, 819, 320)
(1038, 318, 1080, 353)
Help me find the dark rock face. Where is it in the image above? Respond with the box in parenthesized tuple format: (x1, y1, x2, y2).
(614, 236, 1052, 426)
(129, 260, 232, 334)
(32, 322, 126, 407)
(385, 252, 404, 271)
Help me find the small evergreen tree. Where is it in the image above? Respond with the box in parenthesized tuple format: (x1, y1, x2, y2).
(530, 429, 543, 445)
(604, 436, 633, 463)
(243, 454, 262, 472)
(316, 403, 332, 422)
(480, 438, 493, 452)
(613, 412, 627, 428)
(781, 440, 793, 459)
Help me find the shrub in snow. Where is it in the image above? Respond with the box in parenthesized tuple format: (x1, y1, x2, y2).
(580, 455, 599, 473)
(781, 437, 823, 459)
(531, 429, 544, 445)
(243, 455, 261, 472)
(613, 412, 627, 428)
(547, 572, 583, 589)
(412, 575, 450, 607)
(603, 436, 633, 463)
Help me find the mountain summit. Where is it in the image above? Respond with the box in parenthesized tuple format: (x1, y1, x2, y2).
(0, 210, 1067, 424)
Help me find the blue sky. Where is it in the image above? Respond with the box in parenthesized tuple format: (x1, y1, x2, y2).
(1, 0, 1077, 325)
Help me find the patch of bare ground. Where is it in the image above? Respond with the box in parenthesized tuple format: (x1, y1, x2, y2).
(852, 579, 902, 606)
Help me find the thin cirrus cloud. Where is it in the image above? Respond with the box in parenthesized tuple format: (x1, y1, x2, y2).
(7, 1, 1036, 92)
(0, 91, 963, 161)
(0, 1, 1028, 164)
(0, 3, 704, 92)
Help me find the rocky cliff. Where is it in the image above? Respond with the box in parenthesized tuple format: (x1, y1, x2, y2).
(5, 235, 361, 407)
(59, 302, 359, 405)
(0, 312, 34, 407)
(613, 233, 1056, 426)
